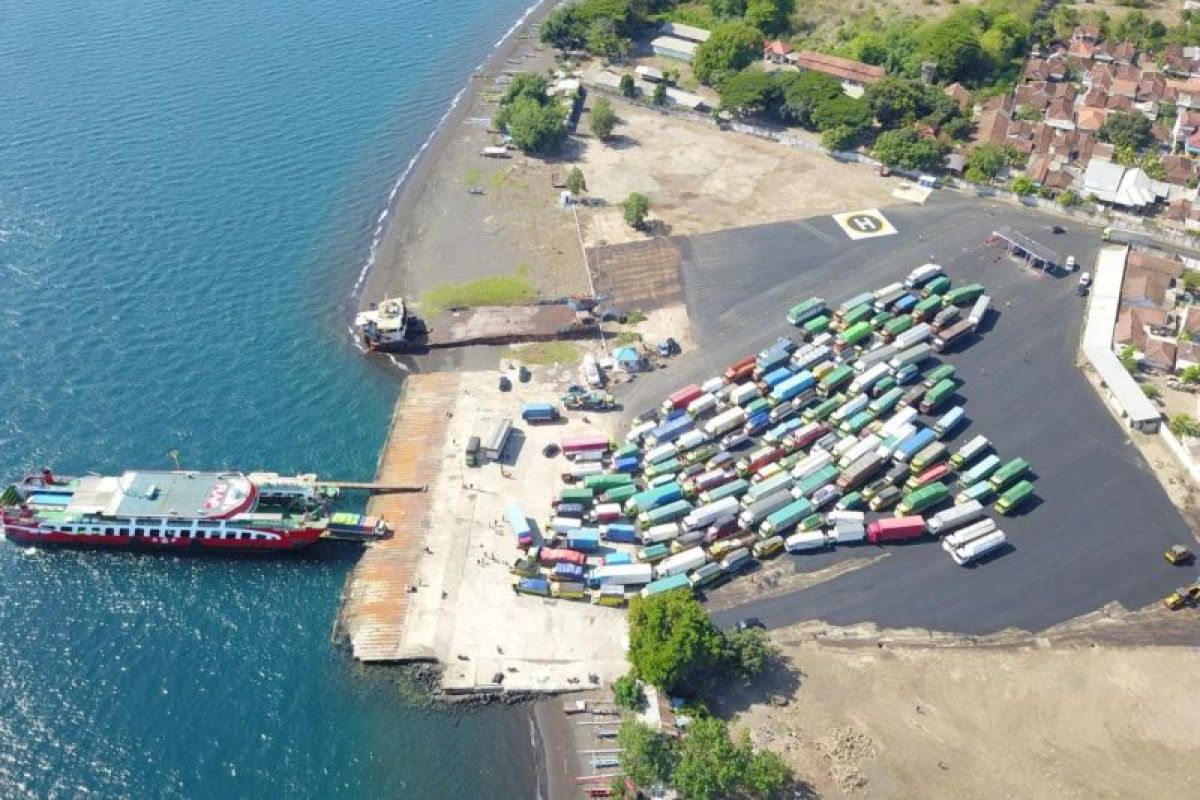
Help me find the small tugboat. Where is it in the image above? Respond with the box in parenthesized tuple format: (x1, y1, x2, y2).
(354, 296, 412, 351)
(0, 468, 384, 553)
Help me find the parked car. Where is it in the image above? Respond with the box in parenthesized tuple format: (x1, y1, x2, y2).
(1077, 272, 1091, 296)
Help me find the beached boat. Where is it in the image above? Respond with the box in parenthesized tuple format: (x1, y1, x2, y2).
(354, 296, 410, 350)
(0, 469, 337, 552)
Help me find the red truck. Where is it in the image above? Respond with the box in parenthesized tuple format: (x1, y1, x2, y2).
(866, 516, 926, 544)
(663, 384, 703, 412)
(724, 355, 756, 383)
(536, 547, 588, 567)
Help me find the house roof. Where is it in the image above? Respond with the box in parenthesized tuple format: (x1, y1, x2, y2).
(1166, 198, 1194, 221)
(1143, 337, 1178, 370)
(944, 82, 971, 111)
(1114, 304, 1169, 347)
(1024, 59, 1049, 82)
(1122, 270, 1172, 306)
(1110, 78, 1139, 98)
(1083, 87, 1108, 107)
(1113, 41, 1138, 63)
(660, 22, 710, 43)
(1077, 106, 1108, 131)
(1183, 306, 1200, 336)
(764, 39, 793, 57)
(795, 51, 885, 84)
(1161, 155, 1197, 186)
(1046, 97, 1074, 122)
(1127, 249, 1184, 279)
(1045, 170, 1076, 190)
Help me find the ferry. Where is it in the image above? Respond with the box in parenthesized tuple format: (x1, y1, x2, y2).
(354, 296, 410, 350)
(0, 469, 359, 552)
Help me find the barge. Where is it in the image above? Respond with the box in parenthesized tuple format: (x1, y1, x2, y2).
(355, 298, 599, 352)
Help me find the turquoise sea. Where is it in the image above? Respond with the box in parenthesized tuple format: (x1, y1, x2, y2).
(0, 0, 544, 796)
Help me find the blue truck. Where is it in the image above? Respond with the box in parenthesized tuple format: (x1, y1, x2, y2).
(521, 403, 559, 423)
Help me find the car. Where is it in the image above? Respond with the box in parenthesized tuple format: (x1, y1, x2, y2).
(498, 375, 512, 392)
(518, 366, 531, 383)
(736, 617, 765, 631)
(1077, 272, 1092, 296)
(542, 443, 561, 458)
(1065, 255, 1077, 271)
(1049, 224, 1066, 234)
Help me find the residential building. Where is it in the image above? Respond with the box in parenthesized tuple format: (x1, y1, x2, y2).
(794, 51, 885, 98)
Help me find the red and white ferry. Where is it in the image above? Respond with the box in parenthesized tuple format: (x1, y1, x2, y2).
(0, 469, 330, 552)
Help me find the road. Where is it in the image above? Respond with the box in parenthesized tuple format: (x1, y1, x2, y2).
(607, 196, 1192, 634)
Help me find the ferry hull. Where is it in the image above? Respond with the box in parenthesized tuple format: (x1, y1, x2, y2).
(1, 522, 323, 552)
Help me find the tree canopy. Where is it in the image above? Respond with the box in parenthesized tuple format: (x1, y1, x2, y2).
(673, 717, 791, 800)
(1099, 111, 1153, 152)
(693, 21, 763, 86)
(618, 719, 677, 787)
(623, 192, 651, 228)
(590, 96, 618, 138)
(718, 68, 779, 115)
(626, 591, 726, 693)
(778, 70, 844, 128)
(873, 127, 947, 171)
(745, 0, 794, 36)
(494, 75, 568, 155)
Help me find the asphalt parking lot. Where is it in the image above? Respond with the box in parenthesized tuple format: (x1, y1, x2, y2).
(610, 196, 1192, 634)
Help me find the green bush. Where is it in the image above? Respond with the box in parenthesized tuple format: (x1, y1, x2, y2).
(613, 673, 645, 711)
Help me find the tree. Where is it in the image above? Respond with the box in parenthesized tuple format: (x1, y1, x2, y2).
(918, 16, 984, 83)
(779, 70, 843, 128)
(723, 627, 773, 683)
(1170, 413, 1200, 438)
(541, 5, 584, 51)
(617, 719, 677, 788)
(1120, 344, 1139, 373)
(873, 127, 947, 171)
(1057, 189, 1081, 207)
(1181, 364, 1200, 384)
(586, 17, 630, 59)
(1099, 111, 1153, 151)
(865, 77, 926, 129)
(626, 591, 724, 692)
(821, 124, 858, 151)
(1010, 175, 1035, 196)
(742, 737, 791, 799)
(693, 21, 762, 86)
(652, 82, 668, 106)
(810, 94, 872, 135)
(502, 72, 549, 105)
(619, 72, 636, 98)
(745, 0, 794, 37)
(623, 192, 651, 229)
(1142, 153, 1166, 180)
(718, 68, 778, 115)
(613, 673, 644, 710)
(590, 97, 617, 139)
(566, 166, 587, 195)
(707, 0, 747, 17)
(499, 95, 568, 154)
(672, 717, 790, 800)
(1142, 382, 1162, 400)
(964, 143, 1009, 182)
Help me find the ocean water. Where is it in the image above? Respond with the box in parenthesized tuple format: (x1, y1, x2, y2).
(0, 0, 544, 796)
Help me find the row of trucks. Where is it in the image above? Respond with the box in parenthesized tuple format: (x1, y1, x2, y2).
(517, 268, 1029, 603)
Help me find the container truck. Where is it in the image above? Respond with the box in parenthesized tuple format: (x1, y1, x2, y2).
(894, 427, 936, 464)
(663, 384, 704, 414)
(637, 499, 693, 529)
(942, 518, 997, 550)
(787, 297, 826, 326)
(763, 417, 804, 445)
(730, 382, 762, 407)
(905, 263, 942, 288)
(955, 481, 995, 505)
(870, 311, 894, 331)
(946, 529, 1006, 565)
(839, 305, 874, 331)
(792, 448, 834, 481)
(625, 420, 657, 446)
(589, 564, 649, 586)
(799, 512, 825, 531)
(624, 482, 683, 515)
(836, 491, 865, 511)
(700, 478, 750, 504)
(850, 363, 891, 396)
(689, 562, 724, 589)
(743, 472, 795, 504)
(759, 498, 816, 536)
(995, 480, 1035, 515)
(920, 363, 954, 387)
(855, 343, 897, 371)
(507, 503, 534, 549)
(655, 546, 707, 579)
(868, 387, 906, 418)
(944, 283, 985, 307)
(830, 392, 870, 423)
(896, 481, 950, 516)
(794, 464, 840, 498)
(930, 306, 960, 333)
(603, 523, 639, 544)
(949, 435, 990, 469)
(801, 314, 832, 340)
(881, 315, 914, 342)
(683, 497, 742, 531)
(910, 441, 949, 473)
(811, 483, 843, 509)
(752, 535, 786, 558)
(562, 435, 612, 457)
(840, 409, 877, 436)
(925, 500, 985, 536)
(672, 428, 709, 455)
(836, 292, 876, 319)
(759, 366, 794, 391)
(538, 547, 588, 567)
(892, 323, 932, 352)
(552, 562, 586, 582)
(686, 468, 735, 496)
(686, 393, 718, 419)
(879, 406, 918, 437)
(590, 502, 624, 524)
(595, 584, 627, 606)
(552, 581, 587, 600)
(837, 434, 882, 469)
(837, 453, 885, 490)
(514, 577, 552, 597)
(720, 548, 753, 573)
(792, 343, 832, 372)
(911, 295, 942, 323)
(566, 528, 601, 551)
(921, 274, 952, 297)
(790, 421, 828, 451)
(703, 407, 746, 438)
(682, 443, 718, 466)
(521, 403, 559, 423)
(932, 319, 973, 353)
(968, 294, 991, 326)
(584, 473, 635, 492)
(818, 365, 855, 397)
(888, 343, 931, 372)
(959, 453, 999, 484)
(803, 395, 843, 423)
(738, 491, 795, 528)
(558, 487, 595, 507)
(744, 411, 771, 436)
(644, 458, 680, 480)
(897, 383, 925, 411)
(550, 516, 584, 535)
(771, 371, 816, 405)
(725, 354, 756, 381)
(873, 282, 907, 310)
(988, 458, 1029, 491)
(893, 293, 919, 314)
(785, 530, 830, 553)
(737, 445, 784, 477)
(640, 573, 691, 597)
(867, 515, 926, 544)
(638, 543, 672, 564)
(905, 463, 950, 491)
(868, 485, 903, 511)
(933, 406, 964, 438)
(745, 396, 771, 419)
(756, 345, 794, 377)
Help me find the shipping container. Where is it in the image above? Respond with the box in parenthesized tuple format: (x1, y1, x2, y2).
(855, 343, 898, 372)
(867, 515, 926, 544)
(870, 311, 894, 330)
(905, 463, 950, 492)
(944, 282, 986, 307)
(995, 480, 1035, 515)
(941, 518, 997, 550)
(638, 543, 672, 564)
(703, 407, 747, 440)
(894, 427, 936, 464)
(744, 472, 795, 504)
(933, 406, 965, 439)
(988, 458, 1030, 491)
(538, 547, 588, 567)
(506, 502, 534, 548)
(550, 516, 583, 535)
(640, 573, 691, 597)
(624, 482, 683, 515)
(921, 380, 956, 416)
(594, 584, 628, 606)
(646, 415, 695, 447)
(683, 496, 742, 531)
(644, 458, 681, 480)
(791, 343, 832, 372)
(763, 417, 804, 445)
(736, 445, 784, 477)
(802, 395, 843, 423)
(558, 486, 596, 507)
(785, 530, 829, 553)
(794, 464, 840, 498)
(641, 522, 681, 545)
(686, 392, 719, 419)
(818, 365, 854, 397)
(925, 500, 985, 536)
(840, 409, 877, 436)
(583, 473, 635, 493)
(756, 347, 794, 377)
(673, 429, 709, 456)
(638, 499, 693, 529)
(514, 577, 552, 597)
(725, 354, 756, 381)
(945, 529, 1006, 565)
(892, 323, 933, 352)
(830, 393, 871, 425)
(837, 433, 882, 469)
(850, 363, 892, 396)
(566, 526, 601, 551)
(896, 481, 950, 516)
(562, 435, 612, 456)
(626, 420, 657, 446)
(968, 294, 991, 326)
(932, 319, 973, 353)
(521, 403, 558, 423)
(655, 546, 708, 579)
(730, 382, 762, 407)
(591, 502, 623, 523)
(904, 262, 942, 288)
(552, 562, 586, 582)
(771, 370, 817, 405)
(663, 384, 704, 414)
(603, 523, 639, 544)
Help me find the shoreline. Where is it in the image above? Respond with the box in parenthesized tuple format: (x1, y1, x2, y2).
(353, 0, 566, 312)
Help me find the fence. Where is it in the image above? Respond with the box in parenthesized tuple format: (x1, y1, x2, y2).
(1159, 427, 1200, 484)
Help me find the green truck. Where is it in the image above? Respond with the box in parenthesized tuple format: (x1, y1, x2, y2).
(944, 283, 986, 307)
(922, 363, 955, 388)
(911, 295, 943, 322)
(896, 481, 950, 516)
(802, 314, 832, 340)
(787, 297, 826, 326)
(803, 394, 844, 422)
(882, 315, 914, 341)
(840, 304, 874, 329)
(989, 458, 1030, 491)
(921, 275, 952, 297)
(995, 480, 1034, 515)
(835, 321, 873, 352)
(919, 378, 957, 414)
(818, 365, 854, 397)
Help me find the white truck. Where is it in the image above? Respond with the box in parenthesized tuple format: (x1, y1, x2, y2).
(926, 500, 985, 536)
(703, 406, 747, 438)
(946, 529, 1006, 565)
(655, 546, 708, 579)
(785, 530, 830, 553)
(589, 563, 654, 586)
(682, 497, 741, 531)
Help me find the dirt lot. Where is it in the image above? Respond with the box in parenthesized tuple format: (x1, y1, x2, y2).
(721, 613, 1200, 799)
(574, 100, 897, 248)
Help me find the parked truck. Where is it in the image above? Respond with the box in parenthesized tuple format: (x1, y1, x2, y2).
(919, 378, 957, 414)
(988, 457, 1029, 491)
(945, 529, 1006, 565)
(655, 546, 707, 579)
(995, 480, 1035, 515)
(896, 481, 950, 516)
(637, 499, 693, 529)
(682, 496, 741, 531)
(930, 306, 960, 333)
(911, 295, 943, 322)
(818, 365, 855, 397)
(881, 315, 914, 342)
(968, 294, 991, 326)
(944, 283, 986, 307)
(925, 500, 985, 536)
(759, 498, 816, 536)
(837, 453, 885, 491)
(949, 436, 991, 470)
(640, 573, 691, 597)
(888, 343, 932, 372)
(867, 515, 926, 544)
(904, 263, 942, 289)
(786, 297, 826, 326)
(933, 406, 964, 438)
(893, 427, 936, 464)
(932, 319, 973, 353)
(738, 491, 795, 528)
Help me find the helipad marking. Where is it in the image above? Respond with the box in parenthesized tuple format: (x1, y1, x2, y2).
(834, 209, 897, 240)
